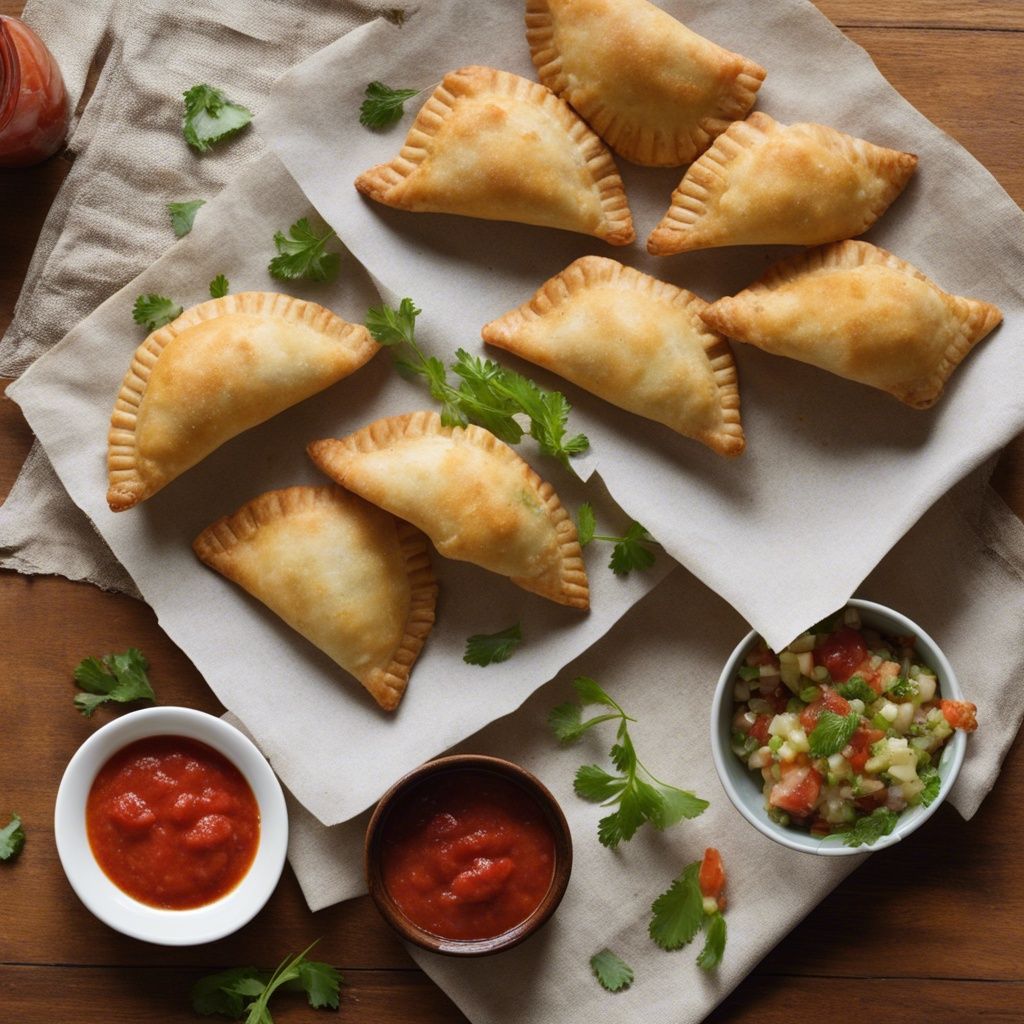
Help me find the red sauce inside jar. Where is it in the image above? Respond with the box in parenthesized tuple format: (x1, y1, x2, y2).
(86, 735, 260, 910)
(380, 771, 556, 941)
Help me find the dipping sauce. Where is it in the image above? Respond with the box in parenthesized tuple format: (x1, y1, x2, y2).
(380, 771, 556, 941)
(86, 735, 260, 909)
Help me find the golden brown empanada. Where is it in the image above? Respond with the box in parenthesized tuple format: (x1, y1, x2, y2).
(526, 0, 765, 167)
(354, 65, 634, 245)
(483, 256, 744, 456)
(701, 241, 1002, 409)
(308, 411, 589, 608)
(647, 113, 917, 255)
(193, 486, 437, 712)
(108, 293, 378, 512)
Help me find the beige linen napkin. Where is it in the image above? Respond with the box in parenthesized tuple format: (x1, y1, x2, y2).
(279, 466, 1024, 1024)
(265, 0, 1024, 652)
(0, 0, 389, 589)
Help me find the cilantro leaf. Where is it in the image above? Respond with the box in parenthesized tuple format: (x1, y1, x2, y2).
(192, 966, 263, 1017)
(697, 912, 727, 971)
(182, 84, 253, 153)
(72, 648, 156, 717)
(269, 218, 341, 282)
(576, 503, 596, 546)
(463, 623, 522, 666)
(209, 274, 229, 298)
(573, 764, 625, 802)
(649, 862, 703, 951)
(366, 298, 420, 346)
(836, 676, 876, 703)
(573, 676, 619, 709)
(919, 764, 942, 807)
(838, 807, 899, 848)
(808, 710, 860, 757)
(589, 949, 634, 993)
(548, 702, 585, 742)
(648, 783, 710, 828)
(359, 81, 421, 129)
(132, 294, 182, 331)
(0, 813, 25, 862)
(297, 960, 342, 1010)
(609, 522, 656, 575)
(168, 199, 206, 237)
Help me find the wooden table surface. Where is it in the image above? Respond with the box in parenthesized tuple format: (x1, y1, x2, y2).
(2, 2, 1023, 1021)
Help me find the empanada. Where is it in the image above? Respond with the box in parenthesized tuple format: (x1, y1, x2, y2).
(700, 241, 1002, 408)
(193, 486, 437, 712)
(354, 65, 634, 245)
(108, 293, 378, 511)
(526, 0, 765, 167)
(647, 113, 917, 255)
(482, 256, 744, 456)
(308, 411, 589, 608)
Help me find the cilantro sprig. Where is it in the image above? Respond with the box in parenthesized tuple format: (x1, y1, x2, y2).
(0, 813, 25, 862)
(366, 298, 589, 467)
(192, 944, 341, 1022)
(210, 274, 230, 298)
(807, 710, 860, 758)
(550, 677, 708, 847)
(576, 502, 657, 576)
(183, 84, 253, 153)
(589, 949, 634, 992)
(463, 623, 522, 666)
(648, 862, 726, 970)
(359, 81, 422, 129)
(73, 648, 156, 717)
(133, 294, 183, 331)
(168, 199, 205, 237)
(269, 218, 342, 282)
(834, 806, 899, 848)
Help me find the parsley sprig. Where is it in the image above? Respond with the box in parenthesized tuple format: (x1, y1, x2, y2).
(168, 199, 205, 237)
(73, 648, 156, 717)
(463, 623, 522, 666)
(550, 677, 708, 847)
(192, 944, 341, 1022)
(576, 502, 657, 575)
(210, 274, 230, 298)
(0, 813, 25, 862)
(269, 218, 342, 282)
(359, 81, 422, 129)
(649, 862, 727, 971)
(366, 299, 589, 467)
(589, 949, 634, 992)
(133, 294, 183, 331)
(182, 84, 253, 153)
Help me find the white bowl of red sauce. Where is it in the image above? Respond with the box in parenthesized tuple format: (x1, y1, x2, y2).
(54, 706, 287, 944)
(365, 755, 572, 956)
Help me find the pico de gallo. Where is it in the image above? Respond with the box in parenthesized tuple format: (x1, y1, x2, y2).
(730, 606, 977, 847)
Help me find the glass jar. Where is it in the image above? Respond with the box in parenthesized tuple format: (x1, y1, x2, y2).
(0, 16, 69, 168)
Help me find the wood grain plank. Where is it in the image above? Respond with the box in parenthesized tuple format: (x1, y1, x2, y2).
(816, 1, 1024, 30)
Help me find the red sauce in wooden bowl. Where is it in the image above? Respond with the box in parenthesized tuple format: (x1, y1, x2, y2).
(86, 735, 260, 910)
(379, 771, 556, 941)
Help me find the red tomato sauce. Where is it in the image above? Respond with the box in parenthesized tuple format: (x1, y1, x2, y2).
(380, 772, 556, 941)
(86, 735, 260, 910)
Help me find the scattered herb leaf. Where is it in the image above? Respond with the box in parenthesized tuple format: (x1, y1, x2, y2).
(191, 944, 341, 1021)
(133, 294, 183, 331)
(463, 623, 523, 666)
(575, 504, 657, 575)
(589, 949, 634, 992)
(366, 298, 588, 467)
(649, 862, 703, 951)
(183, 84, 253, 153)
(360, 81, 421, 129)
(576, 503, 596, 546)
(0, 813, 25, 862)
(697, 912, 727, 971)
(209, 274, 230, 298)
(836, 676, 876, 703)
(269, 217, 341, 282)
(168, 199, 206, 237)
(808, 710, 860, 758)
(72, 648, 156, 717)
(551, 677, 707, 846)
(836, 806, 899, 848)
(383, 8, 407, 25)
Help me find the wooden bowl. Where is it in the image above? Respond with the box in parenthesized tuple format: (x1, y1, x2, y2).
(365, 754, 572, 956)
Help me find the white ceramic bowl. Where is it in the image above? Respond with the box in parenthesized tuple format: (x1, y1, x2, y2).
(54, 706, 288, 944)
(710, 599, 966, 856)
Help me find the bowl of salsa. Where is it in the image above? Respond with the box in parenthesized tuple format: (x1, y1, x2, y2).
(365, 755, 572, 955)
(710, 599, 975, 855)
(54, 706, 287, 944)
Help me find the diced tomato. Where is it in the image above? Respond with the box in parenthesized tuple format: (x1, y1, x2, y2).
(769, 765, 822, 818)
(847, 726, 885, 773)
(799, 688, 852, 731)
(940, 700, 978, 732)
(748, 646, 780, 669)
(855, 790, 888, 812)
(814, 627, 869, 682)
(759, 685, 790, 714)
(749, 714, 771, 745)
(698, 848, 726, 910)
